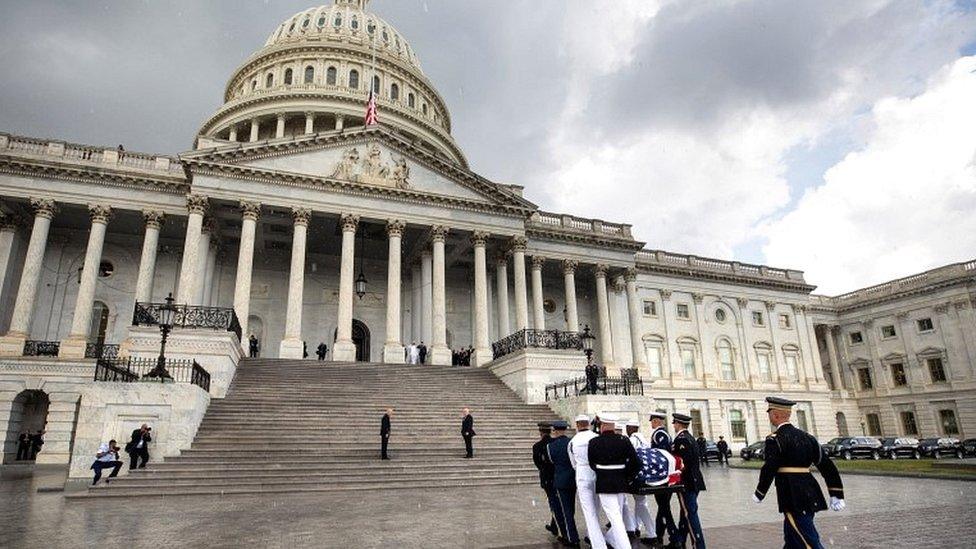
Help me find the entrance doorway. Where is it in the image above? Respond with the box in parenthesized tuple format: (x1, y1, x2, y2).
(3, 390, 50, 463)
(333, 320, 371, 362)
(89, 301, 109, 345)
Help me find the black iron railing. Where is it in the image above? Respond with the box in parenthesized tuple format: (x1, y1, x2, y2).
(491, 329, 582, 359)
(84, 342, 120, 359)
(545, 373, 644, 402)
(23, 340, 60, 357)
(133, 302, 242, 342)
(94, 357, 211, 393)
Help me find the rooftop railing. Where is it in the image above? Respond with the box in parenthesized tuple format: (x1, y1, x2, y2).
(528, 211, 634, 239)
(0, 133, 183, 173)
(635, 249, 807, 283)
(814, 260, 976, 309)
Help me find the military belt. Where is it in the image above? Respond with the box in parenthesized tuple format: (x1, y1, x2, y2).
(777, 467, 811, 474)
(595, 464, 626, 470)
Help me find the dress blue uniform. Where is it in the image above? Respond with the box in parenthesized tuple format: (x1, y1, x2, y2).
(671, 413, 707, 548)
(649, 412, 678, 543)
(547, 421, 580, 546)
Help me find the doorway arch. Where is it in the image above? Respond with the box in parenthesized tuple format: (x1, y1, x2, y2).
(89, 301, 109, 345)
(4, 390, 50, 463)
(836, 412, 849, 436)
(333, 320, 371, 362)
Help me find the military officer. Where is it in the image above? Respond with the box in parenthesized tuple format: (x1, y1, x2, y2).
(569, 415, 606, 549)
(588, 415, 641, 549)
(648, 411, 677, 546)
(671, 413, 706, 548)
(532, 421, 561, 538)
(625, 419, 656, 546)
(753, 397, 846, 549)
(548, 420, 581, 547)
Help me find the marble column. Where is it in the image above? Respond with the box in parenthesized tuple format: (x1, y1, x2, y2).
(562, 260, 579, 332)
(511, 236, 529, 331)
(333, 213, 360, 361)
(304, 112, 315, 134)
(60, 205, 112, 358)
(133, 210, 164, 305)
(823, 325, 843, 390)
(0, 198, 57, 356)
(734, 297, 756, 386)
(0, 215, 19, 310)
(410, 262, 422, 344)
(233, 202, 260, 348)
(421, 251, 433, 345)
(624, 268, 647, 371)
(202, 239, 218, 306)
(659, 289, 680, 382)
(594, 264, 615, 368)
(275, 114, 286, 138)
(228, 126, 238, 142)
(194, 218, 214, 305)
(249, 119, 260, 142)
(429, 225, 451, 365)
(472, 231, 491, 366)
(335, 115, 345, 131)
(765, 301, 785, 387)
(530, 256, 546, 330)
(176, 194, 207, 304)
(383, 220, 406, 363)
(495, 254, 510, 337)
(279, 207, 311, 359)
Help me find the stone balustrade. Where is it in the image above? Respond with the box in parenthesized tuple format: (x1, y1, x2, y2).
(528, 211, 634, 239)
(0, 132, 183, 174)
(635, 249, 808, 284)
(813, 260, 976, 312)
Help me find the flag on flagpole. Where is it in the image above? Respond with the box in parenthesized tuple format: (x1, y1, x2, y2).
(365, 90, 378, 126)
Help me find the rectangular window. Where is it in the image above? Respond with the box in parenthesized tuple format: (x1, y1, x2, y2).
(858, 368, 873, 390)
(939, 409, 960, 436)
(785, 355, 800, 382)
(681, 348, 696, 378)
(729, 410, 746, 440)
(689, 409, 704, 438)
(796, 409, 809, 432)
(676, 304, 690, 319)
(900, 411, 918, 436)
(917, 318, 934, 332)
(881, 325, 897, 339)
(646, 346, 662, 378)
(642, 300, 657, 316)
(849, 331, 863, 345)
(778, 314, 792, 329)
(752, 311, 764, 326)
(757, 353, 772, 382)
(866, 413, 882, 436)
(927, 357, 947, 383)
(719, 347, 735, 381)
(891, 363, 907, 387)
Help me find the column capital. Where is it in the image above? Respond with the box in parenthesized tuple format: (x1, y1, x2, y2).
(594, 263, 609, 277)
(862, 318, 874, 328)
(660, 289, 673, 300)
(304, 111, 315, 118)
(29, 197, 58, 219)
(142, 209, 165, 229)
(562, 259, 578, 274)
(511, 235, 528, 252)
(386, 219, 406, 238)
(791, 303, 807, 313)
(934, 302, 950, 315)
(240, 201, 261, 221)
(292, 207, 312, 226)
(471, 230, 490, 247)
(763, 300, 777, 312)
(691, 292, 704, 304)
(735, 297, 749, 309)
(953, 300, 970, 311)
(530, 255, 546, 270)
(340, 213, 360, 232)
(0, 213, 18, 231)
(430, 225, 449, 243)
(88, 204, 112, 225)
(277, 113, 286, 121)
(185, 194, 209, 215)
(624, 267, 637, 282)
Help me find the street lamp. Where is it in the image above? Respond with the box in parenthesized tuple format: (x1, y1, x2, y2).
(355, 228, 367, 299)
(580, 324, 595, 366)
(146, 293, 177, 381)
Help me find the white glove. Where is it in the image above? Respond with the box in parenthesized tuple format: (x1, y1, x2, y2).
(752, 494, 762, 504)
(830, 497, 846, 511)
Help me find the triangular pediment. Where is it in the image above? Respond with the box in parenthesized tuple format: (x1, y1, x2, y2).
(183, 128, 535, 212)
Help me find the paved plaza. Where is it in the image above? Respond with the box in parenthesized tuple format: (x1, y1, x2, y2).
(2, 463, 974, 548)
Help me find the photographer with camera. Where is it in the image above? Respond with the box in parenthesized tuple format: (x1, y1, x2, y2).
(126, 424, 152, 470)
(91, 439, 124, 485)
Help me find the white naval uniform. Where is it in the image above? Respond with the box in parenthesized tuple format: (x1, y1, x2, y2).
(568, 429, 606, 549)
(624, 432, 655, 539)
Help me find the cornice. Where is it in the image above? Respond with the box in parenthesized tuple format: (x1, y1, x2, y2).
(635, 261, 817, 294)
(811, 273, 976, 314)
(0, 155, 188, 195)
(525, 225, 646, 252)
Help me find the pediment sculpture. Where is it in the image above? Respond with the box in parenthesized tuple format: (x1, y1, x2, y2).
(331, 144, 410, 189)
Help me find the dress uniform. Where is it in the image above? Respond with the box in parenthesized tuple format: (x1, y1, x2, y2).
(532, 422, 561, 538)
(649, 411, 678, 544)
(625, 419, 656, 545)
(548, 421, 581, 547)
(588, 415, 641, 549)
(569, 415, 607, 549)
(754, 397, 845, 549)
(671, 413, 706, 548)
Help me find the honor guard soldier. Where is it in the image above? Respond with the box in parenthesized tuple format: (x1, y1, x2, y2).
(588, 415, 641, 549)
(548, 420, 581, 547)
(671, 413, 707, 549)
(569, 415, 606, 549)
(625, 419, 656, 546)
(753, 397, 846, 549)
(532, 421, 560, 538)
(649, 411, 678, 546)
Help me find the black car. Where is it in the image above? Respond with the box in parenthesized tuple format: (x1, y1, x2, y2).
(962, 438, 976, 457)
(701, 440, 732, 462)
(917, 438, 965, 459)
(879, 437, 921, 459)
(823, 436, 883, 460)
(740, 441, 765, 461)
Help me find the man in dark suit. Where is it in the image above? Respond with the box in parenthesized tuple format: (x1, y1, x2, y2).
(380, 408, 393, 460)
(29, 430, 44, 460)
(672, 413, 707, 548)
(588, 416, 641, 549)
(248, 334, 259, 358)
(716, 436, 729, 465)
(316, 342, 328, 360)
(696, 434, 709, 466)
(17, 430, 31, 461)
(548, 421, 580, 547)
(461, 407, 475, 458)
(126, 424, 152, 470)
(532, 422, 560, 538)
(419, 342, 428, 364)
(754, 397, 845, 549)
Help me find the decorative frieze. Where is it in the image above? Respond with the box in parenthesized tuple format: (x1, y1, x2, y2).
(331, 143, 411, 189)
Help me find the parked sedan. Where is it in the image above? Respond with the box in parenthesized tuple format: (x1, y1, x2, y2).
(917, 438, 965, 459)
(962, 438, 976, 457)
(879, 437, 921, 459)
(823, 436, 883, 460)
(740, 441, 765, 461)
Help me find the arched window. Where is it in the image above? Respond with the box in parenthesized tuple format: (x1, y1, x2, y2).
(251, 80, 257, 91)
(334, 14, 342, 27)
(754, 342, 774, 382)
(326, 66, 337, 85)
(783, 344, 801, 382)
(317, 15, 326, 27)
(390, 83, 399, 101)
(717, 339, 735, 380)
(304, 66, 314, 84)
(372, 75, 381, 94)
(367, 19, 376, 36)
(89, 301, 109, 344)
(422, 103, 428, 115)
(407, 93, 415, 108)
(302, 17, 310, 29)
(266, 73, 274, 88)
(351, 16, 359, 30)
(284, 68, 293, 85)
(348, 69, 359, 89)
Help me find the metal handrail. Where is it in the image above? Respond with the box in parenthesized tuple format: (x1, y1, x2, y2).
(491, 329, 582, 360)
(133, 302, 242, 342)
(94, 357, 211, 392)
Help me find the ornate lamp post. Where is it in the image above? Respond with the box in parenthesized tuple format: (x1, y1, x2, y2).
(355, 229, 367, 299)
(580, 324, 595, 365)
(146, 293, 177, 380)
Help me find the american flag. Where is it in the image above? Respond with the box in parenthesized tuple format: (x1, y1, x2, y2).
(365, 90, 378, 126)
(636, 447, 681, 486)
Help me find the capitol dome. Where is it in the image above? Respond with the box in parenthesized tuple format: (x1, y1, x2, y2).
(197, 0, 466, 167)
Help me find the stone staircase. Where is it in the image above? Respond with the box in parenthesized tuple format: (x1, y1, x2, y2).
(77, 359, 559, 497)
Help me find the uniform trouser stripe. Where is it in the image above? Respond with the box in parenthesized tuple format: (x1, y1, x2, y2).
(555, 491, 572, 542)
(677, 493, 696, 549)
(785, 512, 812, 549)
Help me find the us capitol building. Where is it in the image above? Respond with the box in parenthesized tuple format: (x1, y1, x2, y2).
(0, 0, 973, 476)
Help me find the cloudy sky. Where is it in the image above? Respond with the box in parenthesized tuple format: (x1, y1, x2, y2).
(1, 0, 974, 295)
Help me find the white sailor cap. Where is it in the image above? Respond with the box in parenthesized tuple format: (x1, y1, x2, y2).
(574, 414, 591, 423)
(600, 415, 616, 424)
(626, 419, 640, 428)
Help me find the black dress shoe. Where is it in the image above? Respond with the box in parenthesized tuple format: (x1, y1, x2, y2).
(545, 523, 558, 536)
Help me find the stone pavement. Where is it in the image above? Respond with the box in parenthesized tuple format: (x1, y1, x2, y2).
(2, 463, 974, 548)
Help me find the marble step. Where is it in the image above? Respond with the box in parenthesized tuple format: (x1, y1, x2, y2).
(135, 459, 534, 473)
